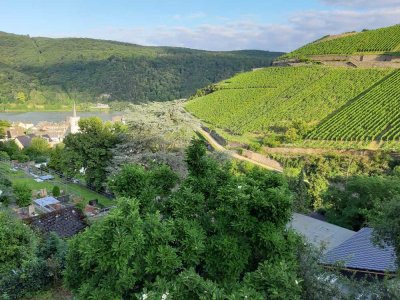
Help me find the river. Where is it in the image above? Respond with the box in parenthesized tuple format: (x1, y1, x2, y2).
(0, 111, 120, 124)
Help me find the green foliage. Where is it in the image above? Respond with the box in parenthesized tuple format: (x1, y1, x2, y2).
(186, 66, 390, 135)
(276, 153, 392, 211)
(324, 176, 400, 230)
(369, 196, 400, 267)
(0, 232, 67, 300)
(47, 143, 64, 172)
(13, 182, 32, 207)
(0, 141, 20, 159)
(0, 211, 38, 273)
(108, 163, 179, 203)
(310, 70, 400, 141)
(0, 120, 10, 139)
(59, 117, 125, 191)
(281, 24, 400, 59)
(0, 32, 281, 104)
(52, 185, 60, 197)
(0, 151, 10, 161)
(24, 137, 50, 161)
(65, 139, 300, 299)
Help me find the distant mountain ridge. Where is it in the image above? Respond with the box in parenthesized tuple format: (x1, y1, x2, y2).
(0, 31, 283, 106)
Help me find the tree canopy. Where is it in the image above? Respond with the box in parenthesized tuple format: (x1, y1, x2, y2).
(53, 117, 126, 191)
(65, 139, 302, 299)
(0, 211, 38, 273)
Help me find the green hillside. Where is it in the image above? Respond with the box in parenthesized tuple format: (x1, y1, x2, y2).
(0, 31, 282, 108)
(186, 66, 391, 134)
(309, 70, 400, 141)
(280, 24, 400, 59)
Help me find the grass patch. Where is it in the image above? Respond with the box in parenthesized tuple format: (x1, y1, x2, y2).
(1, 162, 114, 207)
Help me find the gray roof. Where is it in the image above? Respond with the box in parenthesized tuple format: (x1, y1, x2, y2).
(15, 135, 33, 148)
(34, 196, 59, 207)
(289, 213, 356, 252)
(321, 227, 397, 273)
(39, 175, 54, 181)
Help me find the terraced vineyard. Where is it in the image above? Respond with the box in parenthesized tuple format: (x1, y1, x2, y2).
(281, 24, 400, 59)
(186, 66, 391, 134)
(309, 70, 400, 141)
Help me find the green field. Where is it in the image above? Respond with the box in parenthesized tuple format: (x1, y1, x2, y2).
(309, 70, 400, 141)
(280, 24, 400, 59)
(0, 163, 113, 207)
(186, 66, 391, 134)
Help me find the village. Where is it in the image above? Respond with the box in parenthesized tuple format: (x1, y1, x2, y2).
(0, 104, 122, 239)
(3, 103, 124, 150)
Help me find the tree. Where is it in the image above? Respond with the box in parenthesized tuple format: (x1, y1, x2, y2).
(59, 117, 126, 191)
(0, 151, 10, 162)
(24, 137, 50, 161)
(0, 120, 10, 139)
(108, 163, 179, 200)
(0, 211, 38, 273)
(48, 143, 64, 172)
(324, 176, 400, 230)
(65, 139, 300, 299)
(0, 140, 20, 158)
(16, 91, 26, 103)
(369, 195, 400, 266)
(284, 128, 299, 143)
(52, 185, 60, 197)
(13, 183, 32, 207)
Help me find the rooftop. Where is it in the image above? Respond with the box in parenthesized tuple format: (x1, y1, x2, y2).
(321, 227, 397, 274)
(289, 213, 356, 252)
(26, 206, 87, 238)
(34, 196, 60, 207)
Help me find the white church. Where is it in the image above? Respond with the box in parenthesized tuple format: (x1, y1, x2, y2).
(68, 102, 80, 134)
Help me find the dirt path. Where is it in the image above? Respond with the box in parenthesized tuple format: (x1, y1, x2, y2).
(197, 128, 283, 173)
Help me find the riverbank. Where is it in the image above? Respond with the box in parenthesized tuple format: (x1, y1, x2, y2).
(0, 104, 111, 112)
(0, 111, 121, 124)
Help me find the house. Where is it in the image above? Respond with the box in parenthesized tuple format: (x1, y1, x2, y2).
(34, 196, 61, 213)
(289, 214, 398, 276)
(321, 228, 397, 276)
(26, 206, 87, 238)
(6, 126, 25, 139)
(14, 135, 33, 149)
(288, 213, 356, 252)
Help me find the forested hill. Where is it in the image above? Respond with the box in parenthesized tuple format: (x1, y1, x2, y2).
(0, 31, 282, 105)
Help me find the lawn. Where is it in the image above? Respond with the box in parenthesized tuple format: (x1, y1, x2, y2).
(0, 162, 114, 207)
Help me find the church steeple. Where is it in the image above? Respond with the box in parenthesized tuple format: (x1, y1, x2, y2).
(73, 101, 77, 117)
(69, 101, 80, 134)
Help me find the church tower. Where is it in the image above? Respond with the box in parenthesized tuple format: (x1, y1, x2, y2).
(69, 102, 80, 134)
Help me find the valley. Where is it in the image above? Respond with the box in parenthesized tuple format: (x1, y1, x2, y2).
(1, 13, 400, 300)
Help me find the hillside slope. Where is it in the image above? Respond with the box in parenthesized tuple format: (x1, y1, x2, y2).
(186, 66, 391, 134)
(0, 31, 282, 107)
(186, 24, 400, 147)
(280, 24, 400, 59)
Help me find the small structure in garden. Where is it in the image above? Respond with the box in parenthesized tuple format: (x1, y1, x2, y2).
(34, 196, 62, 213)
(26, 206, 87, 238)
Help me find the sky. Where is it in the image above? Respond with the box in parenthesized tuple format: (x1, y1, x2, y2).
(0, 0, 400, 52)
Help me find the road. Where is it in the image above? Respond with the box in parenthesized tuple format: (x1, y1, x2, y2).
(196, 127, 283, 173)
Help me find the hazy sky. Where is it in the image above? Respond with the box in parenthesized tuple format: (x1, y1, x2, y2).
(1, 0, 400, 52)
